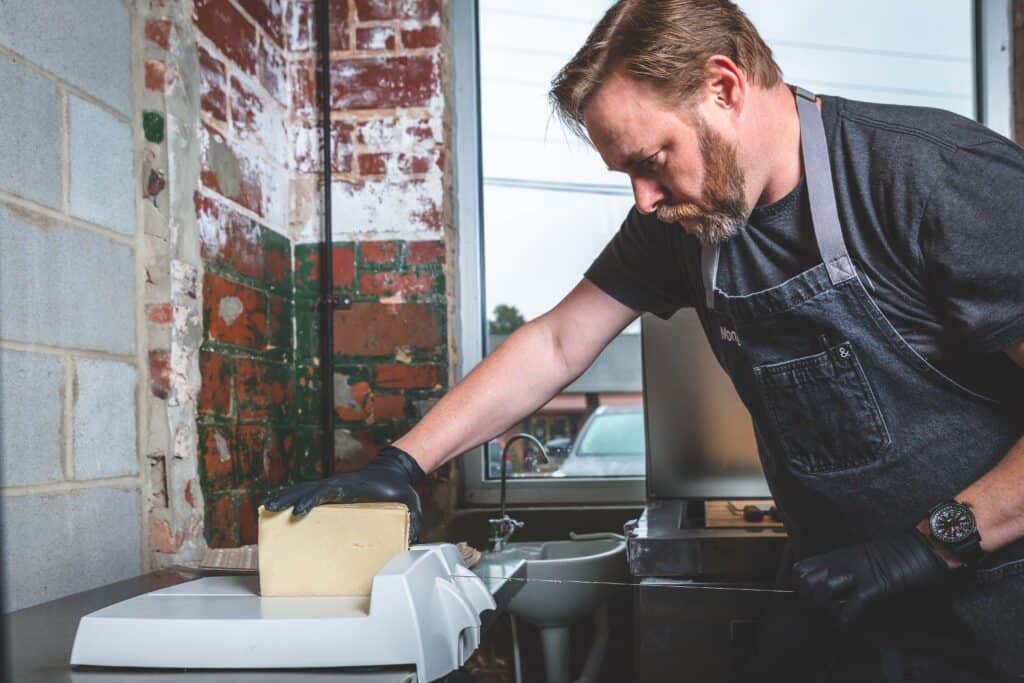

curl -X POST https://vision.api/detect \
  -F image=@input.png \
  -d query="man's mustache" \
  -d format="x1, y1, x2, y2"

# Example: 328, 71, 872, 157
655, 201, 706, 223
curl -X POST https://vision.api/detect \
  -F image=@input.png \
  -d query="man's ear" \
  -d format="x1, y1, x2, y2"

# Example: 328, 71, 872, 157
703, 55, 746, 116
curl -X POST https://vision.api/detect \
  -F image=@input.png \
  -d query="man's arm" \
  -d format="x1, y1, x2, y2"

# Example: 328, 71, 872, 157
394, 278, 640, 473
920, 340, 1024, 565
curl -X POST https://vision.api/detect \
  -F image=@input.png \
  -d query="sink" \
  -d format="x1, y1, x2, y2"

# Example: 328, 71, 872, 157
483, 535, 626, 683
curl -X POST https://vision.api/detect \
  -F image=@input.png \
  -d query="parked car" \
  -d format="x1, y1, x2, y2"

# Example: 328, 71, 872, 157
553, 406, 646, 478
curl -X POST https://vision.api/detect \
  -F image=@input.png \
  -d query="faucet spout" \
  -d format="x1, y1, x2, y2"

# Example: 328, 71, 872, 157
491, 433, 549, 552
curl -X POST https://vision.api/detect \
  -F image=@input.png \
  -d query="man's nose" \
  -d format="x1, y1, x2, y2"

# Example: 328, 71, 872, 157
631, 177, 665, 215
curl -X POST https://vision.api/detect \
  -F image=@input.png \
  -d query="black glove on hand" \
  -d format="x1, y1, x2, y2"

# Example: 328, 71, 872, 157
792, 529, 951, 629
262, 445, 427, 542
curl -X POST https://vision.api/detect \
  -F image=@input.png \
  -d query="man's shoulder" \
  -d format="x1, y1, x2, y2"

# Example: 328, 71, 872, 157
824, 95, 1004, 153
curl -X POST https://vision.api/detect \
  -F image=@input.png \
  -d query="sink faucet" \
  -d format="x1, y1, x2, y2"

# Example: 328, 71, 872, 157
489, 433, 549, 552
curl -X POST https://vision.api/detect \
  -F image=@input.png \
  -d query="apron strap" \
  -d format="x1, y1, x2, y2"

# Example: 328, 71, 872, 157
701, 87, 855, 309
793, 87, 855, 285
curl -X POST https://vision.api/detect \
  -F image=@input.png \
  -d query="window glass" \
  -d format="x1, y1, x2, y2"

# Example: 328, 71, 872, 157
476, 0, 975, 481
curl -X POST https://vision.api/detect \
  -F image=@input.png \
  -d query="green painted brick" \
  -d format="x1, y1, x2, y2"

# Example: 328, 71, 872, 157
143, 110, 164, 143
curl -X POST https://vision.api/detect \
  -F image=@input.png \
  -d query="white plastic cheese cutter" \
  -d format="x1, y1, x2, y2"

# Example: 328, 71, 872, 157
70, 543, 496, 682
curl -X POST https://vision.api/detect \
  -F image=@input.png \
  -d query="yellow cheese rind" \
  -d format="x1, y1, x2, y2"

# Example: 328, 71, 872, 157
258, 502, 410, 597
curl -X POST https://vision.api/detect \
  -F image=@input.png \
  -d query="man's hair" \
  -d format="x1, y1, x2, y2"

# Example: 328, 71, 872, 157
550, 0, 783, 138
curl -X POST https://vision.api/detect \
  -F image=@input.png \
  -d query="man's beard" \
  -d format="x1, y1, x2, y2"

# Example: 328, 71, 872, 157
655, 119, 749, 245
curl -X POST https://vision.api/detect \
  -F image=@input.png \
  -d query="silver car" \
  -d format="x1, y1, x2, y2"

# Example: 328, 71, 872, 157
553, 406, 646, 478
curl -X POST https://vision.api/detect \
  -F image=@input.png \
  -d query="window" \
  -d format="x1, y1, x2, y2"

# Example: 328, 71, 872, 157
452, 0, 1011, 506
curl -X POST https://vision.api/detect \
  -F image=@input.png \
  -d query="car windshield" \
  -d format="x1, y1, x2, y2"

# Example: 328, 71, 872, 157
577, 412, 645, 456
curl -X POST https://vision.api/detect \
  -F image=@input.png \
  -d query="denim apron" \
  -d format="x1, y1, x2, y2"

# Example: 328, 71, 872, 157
698, 88, 1024, 679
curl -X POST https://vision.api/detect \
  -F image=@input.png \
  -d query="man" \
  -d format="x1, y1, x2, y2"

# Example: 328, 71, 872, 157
266, 1, 1024, 679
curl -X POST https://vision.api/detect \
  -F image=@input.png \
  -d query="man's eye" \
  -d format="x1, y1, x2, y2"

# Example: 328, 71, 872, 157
639, 153, 660, 173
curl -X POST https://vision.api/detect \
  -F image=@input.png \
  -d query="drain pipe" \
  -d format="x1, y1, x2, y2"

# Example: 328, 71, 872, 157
316, 0, 349, 476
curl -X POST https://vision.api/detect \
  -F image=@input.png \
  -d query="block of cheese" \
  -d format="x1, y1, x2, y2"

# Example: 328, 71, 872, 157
258, 502, 409, 597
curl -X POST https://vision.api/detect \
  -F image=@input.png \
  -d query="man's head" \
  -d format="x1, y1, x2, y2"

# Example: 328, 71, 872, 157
550, 0, 784, 244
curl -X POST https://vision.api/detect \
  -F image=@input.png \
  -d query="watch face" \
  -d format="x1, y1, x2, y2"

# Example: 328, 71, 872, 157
930, 503, 977, 544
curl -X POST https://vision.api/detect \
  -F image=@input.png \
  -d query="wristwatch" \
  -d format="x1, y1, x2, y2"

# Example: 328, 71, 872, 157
928, 500, 984, 566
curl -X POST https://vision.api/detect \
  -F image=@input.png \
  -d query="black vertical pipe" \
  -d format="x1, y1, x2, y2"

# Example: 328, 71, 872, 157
973, 0, 985, 124
317, 0, 335, 476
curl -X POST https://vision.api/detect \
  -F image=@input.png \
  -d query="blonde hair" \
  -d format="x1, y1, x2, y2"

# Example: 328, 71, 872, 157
550, 0, 783, 138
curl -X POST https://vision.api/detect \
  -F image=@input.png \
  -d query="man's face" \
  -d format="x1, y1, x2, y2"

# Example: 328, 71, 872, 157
583, 72, 750, 245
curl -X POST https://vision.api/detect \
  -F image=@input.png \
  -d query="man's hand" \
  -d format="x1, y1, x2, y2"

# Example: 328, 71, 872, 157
262, 445, 426, 542
792, 530, 952, 629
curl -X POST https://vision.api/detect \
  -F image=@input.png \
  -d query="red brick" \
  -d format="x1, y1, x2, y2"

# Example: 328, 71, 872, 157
267, 294, 290, 351
359, 241, 398, 264
258, 39, 287, 105
288, 59, 316, 115
285, 0, 315, 51
145, 19, 172, 49
196, 192, 249, 265
236, 358, 289, 420
374, 364, 439, 389
237, 493, 260, 545
333, 303, 442, 356
407, 240, 444, 265
356, 26, 396, 50
200, 425, 235, 486
265, 244, 291, 288
146, 303, 174, 325
144, 60, 166, 91
199, 350, 232, 416
328, 0, 351, 50
151, 519, 184, 553
331, 120, 356, 173
372, 393, 405, 420
148, 350, 171, 399
332, 245, 356, 288
198, 46, 228, 122
237, 0, 284, 47
229, 75, 262, 143
359, 271, 434, 297
200, 125, 264, 217
335, 379, 371, 421
358, 152, 389, 176
185, 480, 196, 507
267, 429, 292, 485
230, 217, 263, 280
355, 0, 440, 21
330, 55, 438, 109
235, 424, 267, 487
401, 25, 440, 49
206, 494, 237, 547
203, 272, 268, 348
193, 0, 258, 75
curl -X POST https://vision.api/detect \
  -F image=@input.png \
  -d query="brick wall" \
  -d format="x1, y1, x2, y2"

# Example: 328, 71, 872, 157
0, 0, 143, 611
1015, 0, 1023, 143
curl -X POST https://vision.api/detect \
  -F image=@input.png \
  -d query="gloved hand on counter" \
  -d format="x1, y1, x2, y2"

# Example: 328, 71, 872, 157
262, 445, 427, 542
792, 529, 952, 629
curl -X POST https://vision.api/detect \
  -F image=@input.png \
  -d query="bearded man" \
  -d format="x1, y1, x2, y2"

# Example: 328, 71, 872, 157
266, 2, 1024, 679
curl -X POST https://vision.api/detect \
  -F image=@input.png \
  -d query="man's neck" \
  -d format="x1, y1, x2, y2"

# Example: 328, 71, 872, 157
751, 84, 808, 208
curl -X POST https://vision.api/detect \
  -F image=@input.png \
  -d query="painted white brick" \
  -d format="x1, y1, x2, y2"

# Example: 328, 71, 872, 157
0, 56, 61, 208
0, 349, 64, 486
69, 96, 135, 235
0, 204, 135, 354
73, 358, 138, 480
0, 0, 131, 114
0, 487, 141, 612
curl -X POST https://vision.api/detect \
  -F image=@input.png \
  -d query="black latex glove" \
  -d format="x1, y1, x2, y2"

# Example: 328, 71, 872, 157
262, 445, 426, 542
792, 529, 951, 629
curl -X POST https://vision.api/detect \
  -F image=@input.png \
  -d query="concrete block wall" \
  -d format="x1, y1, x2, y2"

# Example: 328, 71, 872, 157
0, 0, 144, 612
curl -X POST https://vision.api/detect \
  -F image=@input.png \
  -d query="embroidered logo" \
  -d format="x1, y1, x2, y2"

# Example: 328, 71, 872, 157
719, 326, 741, 346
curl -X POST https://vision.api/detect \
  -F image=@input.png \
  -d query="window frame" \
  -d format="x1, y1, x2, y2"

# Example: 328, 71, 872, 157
450, 0, 1014, 508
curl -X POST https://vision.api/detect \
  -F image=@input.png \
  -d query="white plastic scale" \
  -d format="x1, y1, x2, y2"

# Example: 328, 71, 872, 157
70, 544, 496, 682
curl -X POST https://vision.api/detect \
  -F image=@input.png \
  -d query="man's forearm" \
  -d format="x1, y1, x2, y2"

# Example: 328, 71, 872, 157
393, 318, 579, 473
918, 434, 1024, 566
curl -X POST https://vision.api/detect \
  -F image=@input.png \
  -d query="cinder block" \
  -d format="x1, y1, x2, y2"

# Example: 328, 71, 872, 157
0, 0, 131, 114
0, 349, 64, 486
73, 359, 138, 480
0, 57, 61, 207
69, 96, 135, 235
0, 486, 141, 612
0, 204, 135, 354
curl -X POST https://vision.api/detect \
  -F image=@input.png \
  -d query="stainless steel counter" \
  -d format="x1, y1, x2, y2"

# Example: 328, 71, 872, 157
3, 556, 525, 683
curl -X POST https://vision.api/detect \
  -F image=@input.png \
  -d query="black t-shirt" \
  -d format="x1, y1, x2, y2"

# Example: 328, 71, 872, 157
585, 95, 1024, 404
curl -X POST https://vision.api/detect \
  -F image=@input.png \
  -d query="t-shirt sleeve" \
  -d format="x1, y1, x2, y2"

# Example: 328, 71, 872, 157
919, 139, 1024, 352
583, 207, 692, 319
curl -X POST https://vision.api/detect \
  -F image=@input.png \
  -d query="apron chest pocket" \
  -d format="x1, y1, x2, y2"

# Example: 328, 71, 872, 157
753, 340, 891, 474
